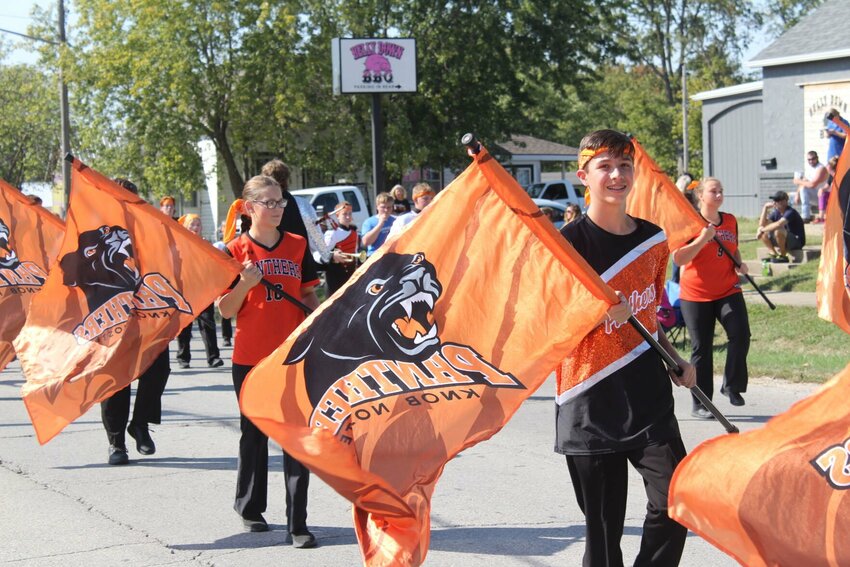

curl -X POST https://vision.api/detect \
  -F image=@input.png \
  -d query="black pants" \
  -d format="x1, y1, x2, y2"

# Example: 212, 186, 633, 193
232, 363, 310, 533
101, 348, 171, 448
176, 303, 220, 364
566, 438, 688, 567
221, 317, 232, 341
680, 293, 750, 409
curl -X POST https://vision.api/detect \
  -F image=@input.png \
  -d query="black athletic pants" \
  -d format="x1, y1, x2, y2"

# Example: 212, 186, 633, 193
176, 303, 220, 365
101, 348, 171, 448
680, 292, 750, 409
566, 438, 688, 567
232, 363, 310, 533
221, 317, 232, 341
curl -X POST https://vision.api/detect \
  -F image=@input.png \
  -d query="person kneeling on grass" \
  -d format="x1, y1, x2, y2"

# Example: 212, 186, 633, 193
756, 190, 805, 263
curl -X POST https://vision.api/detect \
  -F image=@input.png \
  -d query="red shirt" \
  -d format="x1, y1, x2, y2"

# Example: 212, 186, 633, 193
226, 231, 320, 366
679, 212, 741, 302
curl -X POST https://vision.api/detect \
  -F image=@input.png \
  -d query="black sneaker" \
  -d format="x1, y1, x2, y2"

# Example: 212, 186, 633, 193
721, 385, 745, 406
241, 514, 269, 533
291, 529, 317, 549
127, 422, 156, 455
178, 360, 190, 369
108, 444, 129, 465
223, 338, 232, 347
770, 254, 790, 263
208, 357, 224, 368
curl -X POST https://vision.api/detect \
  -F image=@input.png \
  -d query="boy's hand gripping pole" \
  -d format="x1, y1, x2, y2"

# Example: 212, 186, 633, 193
627, 315, 739, 434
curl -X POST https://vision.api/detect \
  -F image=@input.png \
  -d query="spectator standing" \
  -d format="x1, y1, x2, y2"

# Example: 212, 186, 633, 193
391, 184, 411, 214
318, 202, 359, 294
360, 192, 395, 257
175, 214, 224, 369
757, 190, 806, 263
388, 182, 435, 236
564, 203, 582, 225
556, 129, 695, 567
102, 178, 171, 465
672, 178, 751, 419
218, 175, 320, 547
825, 108, 849, 162
792, 151, 828, 222
818, 155, 840, 224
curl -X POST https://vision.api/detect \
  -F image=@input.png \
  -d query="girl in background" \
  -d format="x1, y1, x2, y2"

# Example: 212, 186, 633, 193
673, 177, 751, 419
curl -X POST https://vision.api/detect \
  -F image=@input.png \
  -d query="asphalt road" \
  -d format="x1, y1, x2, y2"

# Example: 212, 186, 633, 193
0, 337, 819, 566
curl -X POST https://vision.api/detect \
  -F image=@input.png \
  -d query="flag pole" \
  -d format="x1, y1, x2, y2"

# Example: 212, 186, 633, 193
461, 134, 739, 434
713, 238, 776, 310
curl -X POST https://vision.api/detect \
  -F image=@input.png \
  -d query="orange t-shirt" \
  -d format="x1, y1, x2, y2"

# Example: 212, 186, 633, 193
679, 212, 741, 302
226, 231, 320, 366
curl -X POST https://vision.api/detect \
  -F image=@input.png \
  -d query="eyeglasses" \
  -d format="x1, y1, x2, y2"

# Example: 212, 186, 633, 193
250, 198, 288, 209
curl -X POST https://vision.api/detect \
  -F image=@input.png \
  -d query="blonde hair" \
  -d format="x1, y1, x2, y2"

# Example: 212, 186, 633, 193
222, 175, 281, 242
694, 177, 722, 197
391, 184, 406, 199
375, 192, 394, 206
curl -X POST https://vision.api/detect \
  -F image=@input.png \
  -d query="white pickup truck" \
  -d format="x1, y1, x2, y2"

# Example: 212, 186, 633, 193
290, 185, 372, 227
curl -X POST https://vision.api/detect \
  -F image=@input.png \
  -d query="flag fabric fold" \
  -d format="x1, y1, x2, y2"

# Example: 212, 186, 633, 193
239, 145, 618, 566
0, 180, 65, 371
626, 138, 705, 251
669, 362, 850, 566
817, 116, 850, 333
15, 158, 242, 444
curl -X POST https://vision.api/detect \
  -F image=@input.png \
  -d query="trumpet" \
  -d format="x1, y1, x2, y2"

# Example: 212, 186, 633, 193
336, 250, 368, 264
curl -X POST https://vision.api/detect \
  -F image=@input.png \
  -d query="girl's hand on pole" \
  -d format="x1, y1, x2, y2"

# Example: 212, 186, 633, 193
239, 259, 262, 288
699, 224, 716, 244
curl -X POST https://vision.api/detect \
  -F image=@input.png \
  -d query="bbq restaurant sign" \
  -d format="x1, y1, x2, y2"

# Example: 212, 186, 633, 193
332, 38, 418, 94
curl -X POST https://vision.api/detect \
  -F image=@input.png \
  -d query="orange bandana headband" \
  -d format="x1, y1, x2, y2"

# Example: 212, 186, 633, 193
577, 145, 634, 170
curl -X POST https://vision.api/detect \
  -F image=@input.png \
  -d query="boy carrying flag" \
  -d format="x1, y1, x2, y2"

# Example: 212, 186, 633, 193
556, 129, 696, 566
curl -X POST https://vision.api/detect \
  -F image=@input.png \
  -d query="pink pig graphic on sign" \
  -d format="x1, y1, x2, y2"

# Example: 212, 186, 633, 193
363, 54, 392, 77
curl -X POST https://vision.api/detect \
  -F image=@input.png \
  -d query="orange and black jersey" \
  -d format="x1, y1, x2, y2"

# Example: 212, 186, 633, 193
555, 215, 680, 455
679, 212, 742, 302
225, 231, 320, 366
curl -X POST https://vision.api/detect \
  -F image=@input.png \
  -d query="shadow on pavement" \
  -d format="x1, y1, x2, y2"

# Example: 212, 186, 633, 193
169, 525, 357, 550
427, 524, 612, 556
54, 456, 238, 471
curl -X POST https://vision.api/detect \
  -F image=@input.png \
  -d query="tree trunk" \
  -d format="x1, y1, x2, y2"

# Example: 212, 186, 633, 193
213, 127, 244, 200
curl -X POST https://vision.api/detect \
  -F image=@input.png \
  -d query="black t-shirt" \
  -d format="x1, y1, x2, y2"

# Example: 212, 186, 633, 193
768, 206, 806, 247
393, 198, 411, 215
555, 215, 680, 455
276, 190, 319, 283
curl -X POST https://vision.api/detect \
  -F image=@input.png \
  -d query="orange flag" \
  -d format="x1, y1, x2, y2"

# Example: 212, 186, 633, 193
239, 145, 618, 566
14, 157, 242, 444
0, 180, 65, 370
626, 137, 705, 251
669, 362, 850, 566
817, 116, 850, 333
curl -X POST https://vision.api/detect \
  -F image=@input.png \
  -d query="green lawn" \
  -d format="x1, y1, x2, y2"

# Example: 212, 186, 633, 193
669, 304, 849, 384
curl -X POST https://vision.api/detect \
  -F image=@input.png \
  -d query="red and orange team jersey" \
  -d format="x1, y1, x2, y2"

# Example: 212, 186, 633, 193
679, 212, 741, 302
226, 231, 320, 366
324, 226, 358, 254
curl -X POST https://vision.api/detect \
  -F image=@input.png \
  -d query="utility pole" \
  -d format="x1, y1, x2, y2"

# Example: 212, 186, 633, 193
681, 62, 689, 174
58, 0, 72, 210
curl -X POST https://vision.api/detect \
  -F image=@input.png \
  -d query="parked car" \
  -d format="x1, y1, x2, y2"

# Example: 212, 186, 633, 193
532, 198, 567, 230
290, 185, 371, 227
525, 179, 585, 211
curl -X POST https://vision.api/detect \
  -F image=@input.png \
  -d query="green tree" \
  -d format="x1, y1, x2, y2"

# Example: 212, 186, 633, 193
0, 48, 61, 186
69, 0, 304, 198
762, 0, 824, 32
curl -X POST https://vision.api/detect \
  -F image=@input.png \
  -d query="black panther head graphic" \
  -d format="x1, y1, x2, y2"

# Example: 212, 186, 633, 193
59, 225, 141, 311
285, 252, 443, 408
0, 218, 20, 270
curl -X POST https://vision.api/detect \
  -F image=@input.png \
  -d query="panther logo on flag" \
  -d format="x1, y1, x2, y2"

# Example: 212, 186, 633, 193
0, 217, 48, 291
59, 225, 192, 345
0, 218, 20, 270
284, 251, 524, 436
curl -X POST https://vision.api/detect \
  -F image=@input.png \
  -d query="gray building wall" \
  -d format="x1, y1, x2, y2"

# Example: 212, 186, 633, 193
758, 57, 850, 206
701, 91, 763, 217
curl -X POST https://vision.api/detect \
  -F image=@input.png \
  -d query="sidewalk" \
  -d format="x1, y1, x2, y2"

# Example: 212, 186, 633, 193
742, 289, 817, 307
